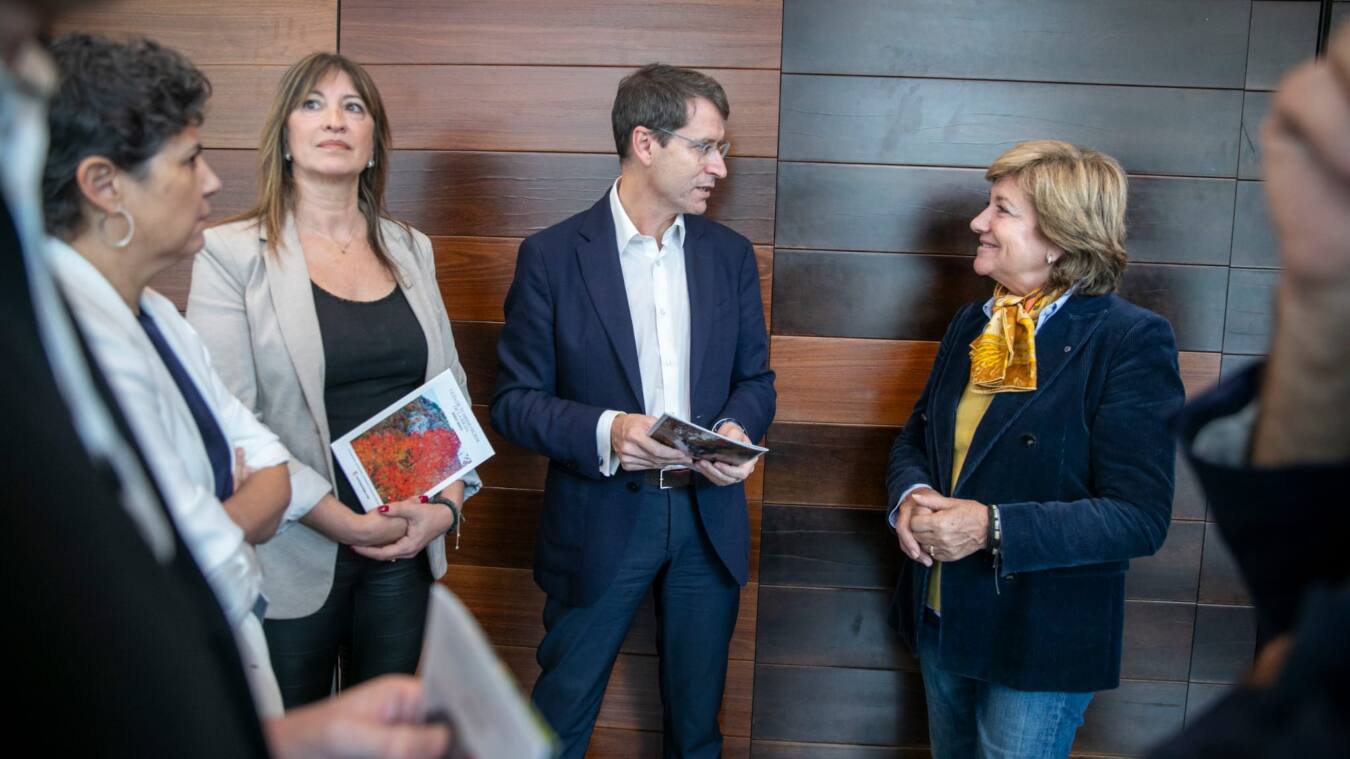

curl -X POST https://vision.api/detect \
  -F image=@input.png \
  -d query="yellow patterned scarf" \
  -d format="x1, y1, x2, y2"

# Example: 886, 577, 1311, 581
968, 285, 1065, 394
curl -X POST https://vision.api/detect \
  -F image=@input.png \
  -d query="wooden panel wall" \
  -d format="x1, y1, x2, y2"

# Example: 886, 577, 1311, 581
58, 2, 1323, 757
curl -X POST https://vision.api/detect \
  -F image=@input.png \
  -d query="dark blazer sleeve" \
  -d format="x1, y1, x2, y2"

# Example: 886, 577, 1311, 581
1179, 363, 1350, 635
491, 235, 608, 479
711, 237, 775, 441
998, 311, 1184, 574
885, 302, 975, 511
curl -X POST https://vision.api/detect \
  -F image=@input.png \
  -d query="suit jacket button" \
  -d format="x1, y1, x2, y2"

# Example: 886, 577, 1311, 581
626, 481, 641, 493
1021, 434, 1036, 447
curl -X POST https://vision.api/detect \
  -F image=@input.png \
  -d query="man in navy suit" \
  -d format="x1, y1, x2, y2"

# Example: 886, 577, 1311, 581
491, 63, 775, 758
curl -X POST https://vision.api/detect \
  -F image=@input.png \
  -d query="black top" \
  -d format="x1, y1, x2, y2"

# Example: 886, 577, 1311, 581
312, 281, 428, 512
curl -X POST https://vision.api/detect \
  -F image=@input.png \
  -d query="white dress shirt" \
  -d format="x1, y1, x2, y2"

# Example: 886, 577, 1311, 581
595, 178, 693, 475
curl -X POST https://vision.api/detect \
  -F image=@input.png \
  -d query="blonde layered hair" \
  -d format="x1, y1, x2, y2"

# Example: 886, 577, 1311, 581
986, 140, 1128, 296
233, 52, 404, 274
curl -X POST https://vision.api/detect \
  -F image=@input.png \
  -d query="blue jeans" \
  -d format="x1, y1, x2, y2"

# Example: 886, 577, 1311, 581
531, 486, 740, 759
917, 612, 1093, 759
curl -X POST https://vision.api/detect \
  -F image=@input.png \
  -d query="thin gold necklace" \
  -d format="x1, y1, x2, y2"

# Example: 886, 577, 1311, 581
303, 226, 359, 255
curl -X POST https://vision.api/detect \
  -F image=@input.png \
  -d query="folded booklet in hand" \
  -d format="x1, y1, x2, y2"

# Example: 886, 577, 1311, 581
419, 585, 557, 759
647, 414, 769, 466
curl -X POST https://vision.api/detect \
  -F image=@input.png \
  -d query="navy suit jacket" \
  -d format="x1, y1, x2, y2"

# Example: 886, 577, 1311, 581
887, 292, 1185, 692
491, 194, 775, 607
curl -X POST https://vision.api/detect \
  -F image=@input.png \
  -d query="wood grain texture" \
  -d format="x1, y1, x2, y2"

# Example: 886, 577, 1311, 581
448, 321, 501, 403
755, 586, 916, 671
435, 237, 772, 329
1179, 352, 1222, 400
776, 163, 1240, 265
341, 0, 783, 68
1198, 523, 1253, 606
1231, 181, 1279, 268
369, 66, 779, 157
442, 565, 759, 662
751, 743, 928, 759
1120, 601, 1196, 682
771, 336, 937, 426
1174, 445, 1209, 522
387, 151, 776, 243
56, 0, 337, 65
1073, 680, 1187, 756
1246, 2, 1321, 91
762, 422, 899, 509
1239, 92, 1271, 180
1126, 520, 1204, 603
752, 664, 928, 747
587, 730, 750, 759
1223, 267, 1279, 355
778, 75, 1243, 176
1118, 264, 1231, 354
1189, 604, 1257, 684
471, 405, 548, 492
759, 505, 899, 590
781, 0, 1249, 87
446, 487, 541, 569
1184, 683, 1235, 727
197, 66, 285, 149
497, 645, 753, 736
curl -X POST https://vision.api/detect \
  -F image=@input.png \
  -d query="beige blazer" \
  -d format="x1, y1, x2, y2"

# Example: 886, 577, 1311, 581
188, 214, 480, 619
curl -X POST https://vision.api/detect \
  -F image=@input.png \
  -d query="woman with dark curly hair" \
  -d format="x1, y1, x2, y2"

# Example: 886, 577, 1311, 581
39, 34, 327, 716
187, 52, 481, 708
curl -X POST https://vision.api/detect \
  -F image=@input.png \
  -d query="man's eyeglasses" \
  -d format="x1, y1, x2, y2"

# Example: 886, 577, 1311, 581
650, 126, 731, 160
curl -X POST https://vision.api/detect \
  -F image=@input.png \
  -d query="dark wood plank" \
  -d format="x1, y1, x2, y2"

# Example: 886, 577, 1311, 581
1189, 604, 1257, 683
1126, 520, 1204, 603
771, 251, 987, 341
56, 0, 337, 65
387, 151, 776, 244
1220, 353, 1263, 382
778, 75, 1242, 176
1179, 352, 1222, 401
471, 405, 547, 492
1184, 683, 1235, 726
1118, 264, 1231, 353
781, 0, 1249, 88
1120, 601, 1195, 682
587, 731, 750, 759
1073, 679, 1187, 756
448, 320, 501, 404
1223, 268, 1279, 355
435, 237, 772, 329
1231, 181, 1280, 268
447, 487, 541, 569
759, 505, 899, 590
762, 422, 899, 509
1338, 2, 1350, 33
1198, 522, 1253, 606
776, 163, 1239, 264
755, 586, 915, 671
752, 743, 927, 759
753, 664, 928, 747
203, 149, 260, 221
444, 565, 758, 662
1239, 92, 1272, 180
149, 257, 194, 312
1174, 444, 1209, 522
341, 0, 782, 69
771, 336, 937, 426
196, 65, 285, 149
368, 66, 778, 157
1246, 2, 1321, 91
497, 646, 754, 737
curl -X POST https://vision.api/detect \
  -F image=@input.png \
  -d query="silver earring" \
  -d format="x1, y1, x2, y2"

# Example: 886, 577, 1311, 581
1046, 253, 1056, 265
99, 208, 135, 249
366, 157, 375, 169
284, 151, 292, 162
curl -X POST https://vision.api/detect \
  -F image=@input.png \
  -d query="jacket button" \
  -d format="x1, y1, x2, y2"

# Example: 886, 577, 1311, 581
626, 481, 641, 493
1021, 434, 1036, 447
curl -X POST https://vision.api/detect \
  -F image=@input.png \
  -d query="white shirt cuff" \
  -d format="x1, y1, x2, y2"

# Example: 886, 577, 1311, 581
888, 483, 933, 529
596, 409, 624, 477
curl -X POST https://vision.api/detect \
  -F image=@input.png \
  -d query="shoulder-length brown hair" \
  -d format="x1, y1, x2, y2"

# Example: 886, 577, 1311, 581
232, 52, 405, 274
986, 140, 1129, 296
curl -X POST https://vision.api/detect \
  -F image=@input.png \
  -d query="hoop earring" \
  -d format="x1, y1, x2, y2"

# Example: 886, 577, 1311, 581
99, 208, 135, 249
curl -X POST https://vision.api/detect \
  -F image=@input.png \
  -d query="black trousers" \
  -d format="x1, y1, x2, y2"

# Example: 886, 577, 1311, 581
264, 544, 433, 708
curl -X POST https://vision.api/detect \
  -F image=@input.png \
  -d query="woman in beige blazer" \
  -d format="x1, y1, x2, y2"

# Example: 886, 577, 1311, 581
187, 52, 481, 709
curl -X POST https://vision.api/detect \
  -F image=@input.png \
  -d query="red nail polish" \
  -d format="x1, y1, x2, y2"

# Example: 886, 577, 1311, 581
419, 495, 429, 503
378, 505, 390, 513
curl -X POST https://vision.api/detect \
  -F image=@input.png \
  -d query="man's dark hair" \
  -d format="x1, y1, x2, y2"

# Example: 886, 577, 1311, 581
611, 63, 729, 160
42, 33, 211, 238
